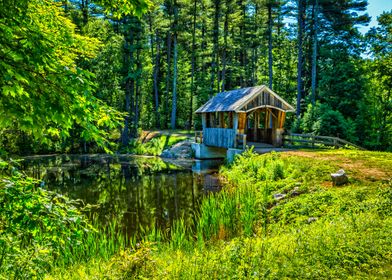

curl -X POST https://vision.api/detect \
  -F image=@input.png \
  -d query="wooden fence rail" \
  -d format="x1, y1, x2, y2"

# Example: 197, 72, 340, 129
283, 133, 365, 150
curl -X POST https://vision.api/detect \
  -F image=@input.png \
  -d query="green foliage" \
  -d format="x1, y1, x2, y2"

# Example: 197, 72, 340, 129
0, 0, 124, 152
44, 150, 392, 279
83, 18, 126, 110
96, 0, 151, 18
1, 0, 390, 153
0, 162, 127, 278
126, 133, 187, 156
376, 180, 392, 217
197, 151, 326, 240
360, 11, 392, 150
170, 219, 190, 250
0, 164, 86, 278
300, 103, 357, 142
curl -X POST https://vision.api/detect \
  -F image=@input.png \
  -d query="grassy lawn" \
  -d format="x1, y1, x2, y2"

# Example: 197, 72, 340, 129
41, 149, 392, 279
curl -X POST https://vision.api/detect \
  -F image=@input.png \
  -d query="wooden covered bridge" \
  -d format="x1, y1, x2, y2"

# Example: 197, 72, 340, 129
192, 85, 295, 159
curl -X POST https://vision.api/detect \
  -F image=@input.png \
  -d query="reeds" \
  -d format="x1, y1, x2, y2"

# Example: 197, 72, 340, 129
197, 182, 260, 240
48, 215, 129, 269
6, 150, 392, 279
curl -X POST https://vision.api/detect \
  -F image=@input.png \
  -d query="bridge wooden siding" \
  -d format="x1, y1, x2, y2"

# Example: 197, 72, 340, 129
202, 128, 237, 148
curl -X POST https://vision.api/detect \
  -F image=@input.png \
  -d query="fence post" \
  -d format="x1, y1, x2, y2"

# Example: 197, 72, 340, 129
243, 134, 247, 150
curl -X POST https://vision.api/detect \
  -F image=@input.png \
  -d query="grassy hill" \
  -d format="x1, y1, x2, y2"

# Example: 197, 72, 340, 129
43, 149, 392, 279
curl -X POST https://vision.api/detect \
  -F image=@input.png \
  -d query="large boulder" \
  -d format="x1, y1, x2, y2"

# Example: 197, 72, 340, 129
331, 169, 348, 186
160, 140, 193, 159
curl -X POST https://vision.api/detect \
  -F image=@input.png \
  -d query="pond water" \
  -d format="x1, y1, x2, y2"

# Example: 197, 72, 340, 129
20, 155, 223, 238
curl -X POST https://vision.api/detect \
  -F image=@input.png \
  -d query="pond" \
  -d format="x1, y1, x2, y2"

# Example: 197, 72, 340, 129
19, 155, 223, 238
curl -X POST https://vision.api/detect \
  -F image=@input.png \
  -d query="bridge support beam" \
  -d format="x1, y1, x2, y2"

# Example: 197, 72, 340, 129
226, 148, 244, 163
192, 143, 227, 159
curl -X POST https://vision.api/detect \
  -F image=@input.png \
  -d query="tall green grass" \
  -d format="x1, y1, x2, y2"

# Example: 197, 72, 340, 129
4, 150, 392, 279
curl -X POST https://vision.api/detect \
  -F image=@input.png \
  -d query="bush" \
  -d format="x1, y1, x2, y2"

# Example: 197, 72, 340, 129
300, 103, 357, 142
42, 150, 392, 279
0, 166, 89, 278
126, 134, 187, 156
0, 161, 127, 278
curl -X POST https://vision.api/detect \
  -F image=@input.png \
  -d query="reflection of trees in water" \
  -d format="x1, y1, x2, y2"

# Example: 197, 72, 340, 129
20, 155, 207, 238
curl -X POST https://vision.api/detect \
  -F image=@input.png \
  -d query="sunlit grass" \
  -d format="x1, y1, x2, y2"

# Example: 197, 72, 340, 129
127, 134, 188, 156
4, 149, 392, 279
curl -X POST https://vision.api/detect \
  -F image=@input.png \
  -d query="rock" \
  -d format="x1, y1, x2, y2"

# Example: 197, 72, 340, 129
291, 186, 300, 197
160, 140, 193, 159
160, 150, 175, 158
331, 169, 348, 186
273, 193, 286, 200
307, 217, 317, 224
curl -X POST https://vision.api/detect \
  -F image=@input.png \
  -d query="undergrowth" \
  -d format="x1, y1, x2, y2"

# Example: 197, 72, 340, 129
0, 160, 127, 279
126, 134, 187, 156
2, 149, 392, 279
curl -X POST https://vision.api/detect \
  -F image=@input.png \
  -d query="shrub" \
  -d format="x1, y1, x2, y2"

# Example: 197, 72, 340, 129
0, 166, 90, 278
301, 103, 357, 142
0, 162, 127, 278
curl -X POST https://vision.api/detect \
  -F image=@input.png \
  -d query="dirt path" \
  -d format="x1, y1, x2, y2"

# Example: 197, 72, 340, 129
283, 150, 392, 181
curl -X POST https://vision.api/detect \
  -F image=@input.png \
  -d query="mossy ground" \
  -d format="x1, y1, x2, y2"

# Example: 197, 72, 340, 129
46, 149, 392, 279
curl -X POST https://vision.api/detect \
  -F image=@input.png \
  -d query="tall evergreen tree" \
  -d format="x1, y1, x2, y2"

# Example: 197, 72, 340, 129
296, 0, 305, 117
170, 0, 179, 129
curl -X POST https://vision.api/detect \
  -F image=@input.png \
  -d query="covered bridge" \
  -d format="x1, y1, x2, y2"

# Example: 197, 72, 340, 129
195, 85, 295, 152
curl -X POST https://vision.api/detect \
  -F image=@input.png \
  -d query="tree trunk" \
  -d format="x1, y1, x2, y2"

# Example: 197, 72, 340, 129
121, 80, 131, 146
165, 29, 172, 129
276, 7, 283, 92
267, 1, 273, 89
121, 18, 135, 146
62, 0, 68, 14
81, 0, 89, 25
221, 6, 228, 92
296, 0, 305, 117
131, 29, 142, 138
254, 4, 259, 86
211, 0, 220, 95
148, 15, 161, 128
311, 0, 318, 106
240, 1, 246, 87
250, 3, 258, 86
170, 3, 178, 129
153, 31, 161, 128
189, 0, 197, 128
201, 17, 208, 97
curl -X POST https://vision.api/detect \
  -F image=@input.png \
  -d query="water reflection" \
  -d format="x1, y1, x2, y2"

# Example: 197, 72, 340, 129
20, 155, 222, 237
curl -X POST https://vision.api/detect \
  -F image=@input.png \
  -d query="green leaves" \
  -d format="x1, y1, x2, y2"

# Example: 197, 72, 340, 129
0, 0, 124, 152
0, 166, 92, 278
95, 0, 151, 18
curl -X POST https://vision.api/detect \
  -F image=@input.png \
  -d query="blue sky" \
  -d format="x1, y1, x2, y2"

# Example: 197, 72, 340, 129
359, 0, 392, 34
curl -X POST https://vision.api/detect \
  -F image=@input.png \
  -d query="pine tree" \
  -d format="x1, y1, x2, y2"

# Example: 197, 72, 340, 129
296, 0, 305, 117
170, 0, 179, 129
